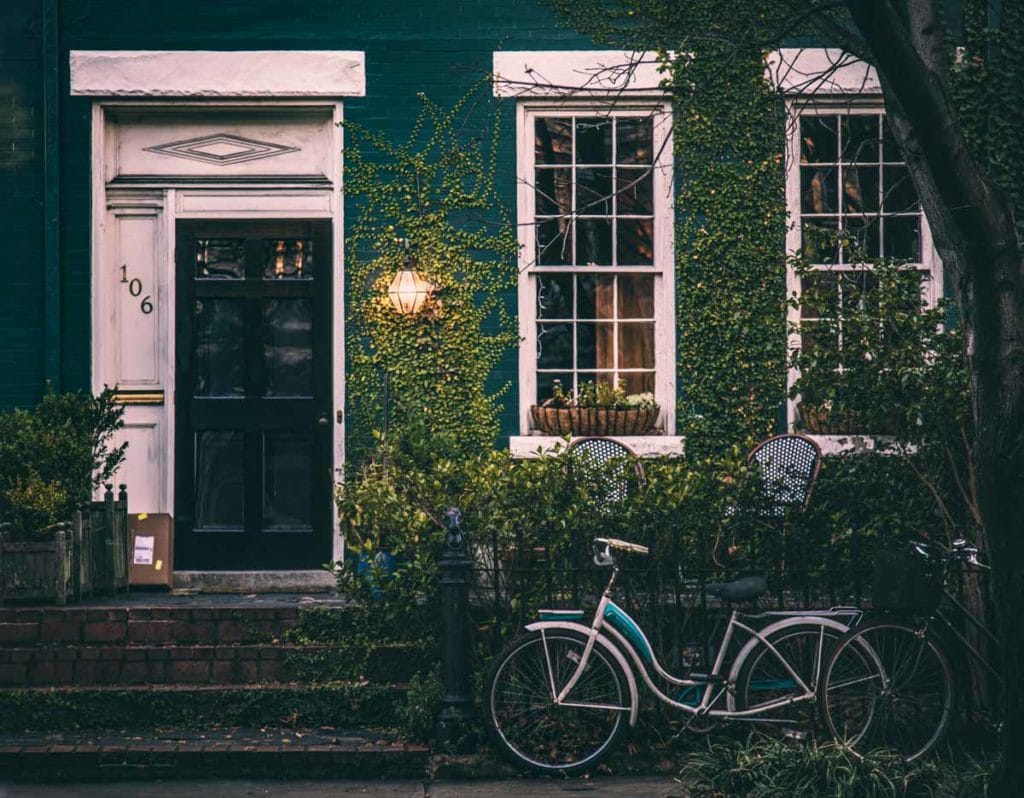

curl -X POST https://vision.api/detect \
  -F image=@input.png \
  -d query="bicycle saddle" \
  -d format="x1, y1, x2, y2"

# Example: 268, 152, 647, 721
705, 575, 768, 603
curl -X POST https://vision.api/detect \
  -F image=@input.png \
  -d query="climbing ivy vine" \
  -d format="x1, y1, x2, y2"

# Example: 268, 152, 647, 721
343, 90, 519, 467
545, 2, 791, 455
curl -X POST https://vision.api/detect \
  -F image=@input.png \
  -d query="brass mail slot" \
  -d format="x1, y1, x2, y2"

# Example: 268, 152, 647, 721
113, 390, 164, 406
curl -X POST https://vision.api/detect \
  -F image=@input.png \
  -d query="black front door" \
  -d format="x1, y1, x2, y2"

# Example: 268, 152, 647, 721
175, 220, 333, 570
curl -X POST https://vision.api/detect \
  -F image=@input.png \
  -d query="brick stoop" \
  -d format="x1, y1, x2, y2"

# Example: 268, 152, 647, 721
0, 595, 432, 734
0, 597, 431, 689
0, 727, 431, 782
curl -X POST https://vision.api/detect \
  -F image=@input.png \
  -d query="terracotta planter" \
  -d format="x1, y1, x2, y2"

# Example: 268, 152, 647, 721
530, 405, 660, 436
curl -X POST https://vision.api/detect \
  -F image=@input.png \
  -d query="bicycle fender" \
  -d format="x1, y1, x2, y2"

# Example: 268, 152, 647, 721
726, 616, 851, 712
525, 620, 640, 726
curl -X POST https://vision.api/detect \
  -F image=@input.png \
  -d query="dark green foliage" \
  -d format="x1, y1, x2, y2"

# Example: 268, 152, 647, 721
0, 684, 404, 733
680, 735, 978, 798
0, 387, 126, 537
343, 88, 519, 466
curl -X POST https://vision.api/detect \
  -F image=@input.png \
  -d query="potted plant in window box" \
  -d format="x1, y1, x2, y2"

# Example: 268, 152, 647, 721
0, 389, 127, 605
530, 380, 660, 436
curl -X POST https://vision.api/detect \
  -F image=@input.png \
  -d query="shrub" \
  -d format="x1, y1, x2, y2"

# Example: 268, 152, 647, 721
681, 736, 947, 798
0, 387, 126, 538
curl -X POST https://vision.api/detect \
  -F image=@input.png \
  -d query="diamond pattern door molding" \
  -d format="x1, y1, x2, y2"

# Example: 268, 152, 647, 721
144, 133, 300, 165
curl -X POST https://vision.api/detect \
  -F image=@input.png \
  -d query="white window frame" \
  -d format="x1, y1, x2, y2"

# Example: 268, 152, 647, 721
515, 100, 676, 435
784, 97, 944, 434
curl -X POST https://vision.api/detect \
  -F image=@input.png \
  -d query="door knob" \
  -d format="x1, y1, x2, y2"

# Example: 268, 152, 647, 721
318, 414, 329, 426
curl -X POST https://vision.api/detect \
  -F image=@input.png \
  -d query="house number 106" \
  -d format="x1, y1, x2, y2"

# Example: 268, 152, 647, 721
120, 265, 153, 315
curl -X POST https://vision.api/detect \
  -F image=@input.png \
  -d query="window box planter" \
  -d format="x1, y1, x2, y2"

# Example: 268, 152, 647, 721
797, 403, 902, 437
529, 405, 660, 436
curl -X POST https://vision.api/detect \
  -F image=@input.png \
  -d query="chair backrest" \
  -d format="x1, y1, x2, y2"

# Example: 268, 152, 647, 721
747, 434, 822, 516
566, 437, 645, 506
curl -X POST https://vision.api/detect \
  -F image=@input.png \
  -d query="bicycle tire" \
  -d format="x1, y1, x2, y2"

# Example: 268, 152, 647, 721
734, 620, 848, 737
820, 618, 955, 761
484, 628, 630, 773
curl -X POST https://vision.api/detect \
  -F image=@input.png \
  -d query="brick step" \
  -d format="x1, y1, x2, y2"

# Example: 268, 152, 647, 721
0, 683, 409, 733
0, 640, 430, 686
0, 604, 329, 646
0, 726, 431, 782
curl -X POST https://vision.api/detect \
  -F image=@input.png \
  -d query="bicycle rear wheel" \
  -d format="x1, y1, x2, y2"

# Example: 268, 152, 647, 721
820, 619, 955, 761
734, 620, 847, 737
484, 629, 629, 773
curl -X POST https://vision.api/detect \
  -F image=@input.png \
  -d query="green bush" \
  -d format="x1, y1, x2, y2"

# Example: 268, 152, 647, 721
682, 736, 947, 798
0, 387, 126, 538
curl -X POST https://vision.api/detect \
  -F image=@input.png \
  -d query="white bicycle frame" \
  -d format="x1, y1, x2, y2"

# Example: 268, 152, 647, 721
525, 560, 858, 727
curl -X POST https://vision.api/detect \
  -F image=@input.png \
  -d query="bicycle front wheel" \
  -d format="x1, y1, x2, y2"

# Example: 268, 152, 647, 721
484, 629, 629, 773
820, 619, 955, 761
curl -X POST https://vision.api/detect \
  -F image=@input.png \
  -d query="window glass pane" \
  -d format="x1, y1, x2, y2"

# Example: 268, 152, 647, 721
575, 117, 613, 164
619, 323, 655, 369
577, 168, 613, 215
617, 275, 654, 318
842, 166, 880, 214
801, 166, 838, 214
194, 431, 244, 530
263, 299, 313, 397
617, 117, 653, 164
194, 299, 245, 397
843, 216, 881, 261
881, 118, 902, 161
617, 219, 654, 265
537, 219, 573, 265
537, 323, 573, 370
536, 273, 573, 319
620, 372, 654, 395
883, 216, 921, 261
535, 118, 573, 165
799, 273, 840, 319
535, 168, 571, 215
576, 219, 613, 265
800, 116, 838, 163
576, 274, 614, 319
196, 239, 245, 279
537, 372, 573, 403
616, 168, 653, 214
264, 239, 312, 280
842, 116, 880, 162
264, 431, 313, 531
576, 322, 614, 369
801, 219, 839, 264
882, 167, 919, 212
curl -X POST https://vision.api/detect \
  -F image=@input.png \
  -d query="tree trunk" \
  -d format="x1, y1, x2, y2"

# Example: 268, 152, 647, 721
838, 1, 1024, 791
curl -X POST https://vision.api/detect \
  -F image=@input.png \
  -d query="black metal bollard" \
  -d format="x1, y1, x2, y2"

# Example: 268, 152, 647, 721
436, 506, 476, 752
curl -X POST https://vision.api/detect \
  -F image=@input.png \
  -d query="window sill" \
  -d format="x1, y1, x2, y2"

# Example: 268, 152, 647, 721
509, 435, 686, 459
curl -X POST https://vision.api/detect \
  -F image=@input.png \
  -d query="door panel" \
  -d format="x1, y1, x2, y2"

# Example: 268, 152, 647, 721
175, 220, 332, 570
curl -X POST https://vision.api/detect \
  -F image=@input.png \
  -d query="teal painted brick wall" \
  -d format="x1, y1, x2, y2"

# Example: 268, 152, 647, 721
1, 0, 593, 442
0, 3, 47, 410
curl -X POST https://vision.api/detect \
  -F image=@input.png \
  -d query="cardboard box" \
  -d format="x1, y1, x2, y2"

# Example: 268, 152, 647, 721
129, 513, 174, 587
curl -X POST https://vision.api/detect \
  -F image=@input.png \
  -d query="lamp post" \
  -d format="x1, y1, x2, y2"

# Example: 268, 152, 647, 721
436, 506, 476, 752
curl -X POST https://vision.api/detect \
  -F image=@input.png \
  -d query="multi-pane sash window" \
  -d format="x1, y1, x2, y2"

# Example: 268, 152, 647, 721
787, 106, 941, 427
519, 106, 674, 431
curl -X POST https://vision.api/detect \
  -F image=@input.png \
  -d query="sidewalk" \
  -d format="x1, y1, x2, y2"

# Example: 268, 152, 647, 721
1, 777, 688, 797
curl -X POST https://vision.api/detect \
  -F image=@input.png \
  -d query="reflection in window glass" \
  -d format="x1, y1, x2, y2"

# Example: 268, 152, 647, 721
194, 431, 244, 530
193, 299, 245, 397
264, 299, 313, 397
264, 431, 313, 531
196, 239, 245, 279
264, 239, 313, 280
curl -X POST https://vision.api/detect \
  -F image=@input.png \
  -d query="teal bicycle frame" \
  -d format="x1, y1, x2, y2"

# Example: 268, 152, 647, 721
525, 552, 859, 727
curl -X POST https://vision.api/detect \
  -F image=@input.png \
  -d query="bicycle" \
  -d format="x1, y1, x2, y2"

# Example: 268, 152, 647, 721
819, 536, 1002, 761
483, 536, 860, 773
